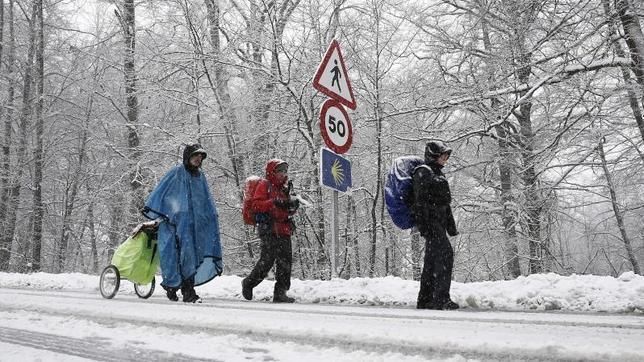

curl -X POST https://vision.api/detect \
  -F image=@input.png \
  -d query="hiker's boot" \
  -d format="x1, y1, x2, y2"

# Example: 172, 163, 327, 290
273, 290, 295, 303
440, 300, 460, 310
163, 286, 179, 302
182, 289, 201, 303
241, 278, 253, 301
181, 281, 201, 303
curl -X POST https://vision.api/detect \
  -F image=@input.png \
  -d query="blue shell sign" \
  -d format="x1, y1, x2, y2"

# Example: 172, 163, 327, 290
320, 148, 352, 192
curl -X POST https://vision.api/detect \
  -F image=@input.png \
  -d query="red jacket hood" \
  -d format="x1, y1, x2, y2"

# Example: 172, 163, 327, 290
265, 158, 288, 186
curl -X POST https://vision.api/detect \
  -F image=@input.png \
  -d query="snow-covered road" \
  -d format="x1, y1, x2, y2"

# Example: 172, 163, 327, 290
0, 288, 643, 361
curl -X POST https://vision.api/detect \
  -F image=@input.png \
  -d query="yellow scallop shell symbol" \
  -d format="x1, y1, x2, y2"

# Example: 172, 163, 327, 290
331, 159, 345, 186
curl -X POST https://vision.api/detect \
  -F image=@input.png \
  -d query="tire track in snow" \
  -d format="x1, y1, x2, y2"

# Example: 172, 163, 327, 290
0, 326, 218, 362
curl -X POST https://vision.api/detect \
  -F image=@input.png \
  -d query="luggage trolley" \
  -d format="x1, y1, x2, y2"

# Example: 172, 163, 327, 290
99, 219, 161, 299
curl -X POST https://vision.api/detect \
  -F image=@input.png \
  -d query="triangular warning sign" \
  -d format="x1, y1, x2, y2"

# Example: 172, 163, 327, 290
312, 40, 357, 110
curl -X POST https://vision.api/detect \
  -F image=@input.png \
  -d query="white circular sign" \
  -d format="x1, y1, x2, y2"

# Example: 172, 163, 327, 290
319, 99, 353, 154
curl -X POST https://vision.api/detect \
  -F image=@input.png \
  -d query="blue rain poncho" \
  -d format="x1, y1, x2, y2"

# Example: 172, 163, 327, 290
143, 164, 223, 288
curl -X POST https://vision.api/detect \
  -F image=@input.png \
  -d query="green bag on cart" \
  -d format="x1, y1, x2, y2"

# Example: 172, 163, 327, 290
111, 230, 159, 285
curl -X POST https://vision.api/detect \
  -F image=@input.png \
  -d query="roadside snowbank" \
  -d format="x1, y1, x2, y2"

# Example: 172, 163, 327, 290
1, 271, 642, 313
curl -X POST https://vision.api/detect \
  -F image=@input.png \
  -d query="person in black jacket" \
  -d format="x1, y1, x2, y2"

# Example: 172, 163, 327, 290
412, 140, 459, 310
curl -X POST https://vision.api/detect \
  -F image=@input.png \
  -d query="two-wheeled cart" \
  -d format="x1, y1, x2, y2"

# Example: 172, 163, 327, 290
99, 220, 160, 299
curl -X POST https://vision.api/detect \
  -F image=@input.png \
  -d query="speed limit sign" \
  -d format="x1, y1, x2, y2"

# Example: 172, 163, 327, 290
319, 99, 353, 154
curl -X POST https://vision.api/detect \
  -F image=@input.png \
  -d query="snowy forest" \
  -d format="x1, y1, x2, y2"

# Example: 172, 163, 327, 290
0, 0, 642, 282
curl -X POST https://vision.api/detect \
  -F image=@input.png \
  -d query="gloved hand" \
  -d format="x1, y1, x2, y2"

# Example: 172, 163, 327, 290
288, 198, 300, 210
275, 197, 300, 210
446, 206, 458, 236
447, 226, 459, 237
273, 199, 290, 209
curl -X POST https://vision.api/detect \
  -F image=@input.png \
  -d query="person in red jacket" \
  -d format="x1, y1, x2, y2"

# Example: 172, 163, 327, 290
242, 159, 299, 303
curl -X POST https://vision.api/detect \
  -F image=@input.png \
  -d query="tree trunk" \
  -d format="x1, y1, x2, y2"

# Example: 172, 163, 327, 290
203, 0, 253, 258
116, 0, 143, 226
0, 0, 3, 65
517, 100, 543, 274
480, 11, 521, 278
87, 184, 98, 274
246, 0, 300, 168
0, 1, 38, 271
387, 231, 401, 277
597, 138, 641, 274
369, 195, 378, 277
616, 0, 644, 87
340, 194, 353, 278
0, 0, 15, 269
31, 0, 44, 272
350, 195, 361, 277
369, 10, 384, 277
56, 137, 87, 272
248, 2, 272, 172
604, 0, 644, 144
512, 20, 543, 273
55, 60, 94, 272
498, 122, 522, 277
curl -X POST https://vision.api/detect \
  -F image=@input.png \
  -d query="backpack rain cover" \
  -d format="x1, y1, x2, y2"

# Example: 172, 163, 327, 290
242, 176, 265, 225
384, 156, 425, 229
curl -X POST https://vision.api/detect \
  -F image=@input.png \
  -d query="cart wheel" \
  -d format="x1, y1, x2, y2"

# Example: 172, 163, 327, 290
99, 265, 120, 299
134, 276, 155, 299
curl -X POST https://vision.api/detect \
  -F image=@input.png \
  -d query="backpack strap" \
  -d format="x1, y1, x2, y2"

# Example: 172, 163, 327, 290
409, 164, 431, 203
412, 164, 431, 176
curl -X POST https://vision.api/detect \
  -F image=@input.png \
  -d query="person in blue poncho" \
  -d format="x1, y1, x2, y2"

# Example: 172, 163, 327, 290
142, 143, 223, 303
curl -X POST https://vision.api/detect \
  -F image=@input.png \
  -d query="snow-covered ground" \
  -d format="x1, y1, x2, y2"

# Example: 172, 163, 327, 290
1, 272, 643, 361
1, 271, 643, 313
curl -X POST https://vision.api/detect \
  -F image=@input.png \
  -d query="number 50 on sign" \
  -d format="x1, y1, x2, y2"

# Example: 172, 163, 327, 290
319, 99, 353, 154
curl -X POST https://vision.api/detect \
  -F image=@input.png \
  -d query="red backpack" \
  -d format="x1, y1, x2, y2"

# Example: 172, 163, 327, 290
242, 176, 266, 225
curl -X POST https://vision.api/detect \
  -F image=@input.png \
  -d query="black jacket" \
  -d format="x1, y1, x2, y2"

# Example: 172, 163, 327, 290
411, 161, 458, 237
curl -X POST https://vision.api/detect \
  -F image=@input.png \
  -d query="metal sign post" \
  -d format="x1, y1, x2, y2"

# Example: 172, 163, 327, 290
313, 39, 356, 279
319, 148, 352, 278
331, 190, 339, 277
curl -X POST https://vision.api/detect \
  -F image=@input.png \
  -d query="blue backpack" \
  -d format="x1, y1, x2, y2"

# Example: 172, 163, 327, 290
384, 156, 427, 229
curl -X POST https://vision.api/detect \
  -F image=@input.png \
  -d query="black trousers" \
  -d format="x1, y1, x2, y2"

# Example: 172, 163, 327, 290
417, 226, 454, 307
246, 231, 292, 294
